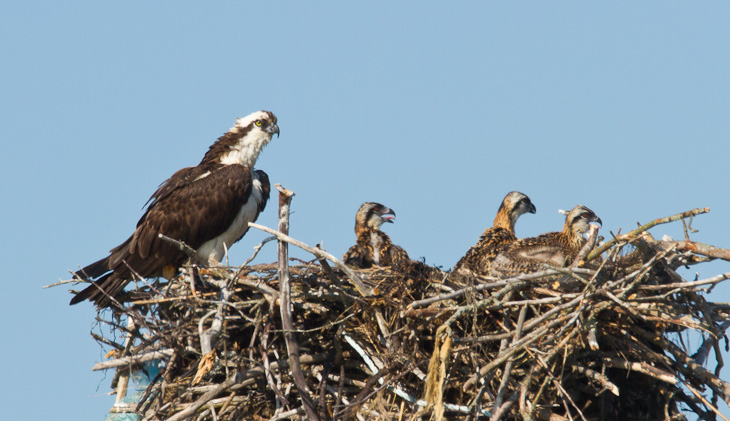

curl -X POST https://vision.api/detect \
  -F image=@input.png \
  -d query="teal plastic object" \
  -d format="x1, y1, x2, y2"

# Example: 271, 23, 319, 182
104, 360, 161, 421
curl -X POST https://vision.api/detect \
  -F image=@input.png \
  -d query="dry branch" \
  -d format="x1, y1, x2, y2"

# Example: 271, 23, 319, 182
275, 185, 319, 421
92, 349, 175, 371
248, 222, 371, 297
585, 207, 709, 262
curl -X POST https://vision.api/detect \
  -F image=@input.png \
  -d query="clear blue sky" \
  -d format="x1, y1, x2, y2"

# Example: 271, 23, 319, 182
2, 2, 729, 419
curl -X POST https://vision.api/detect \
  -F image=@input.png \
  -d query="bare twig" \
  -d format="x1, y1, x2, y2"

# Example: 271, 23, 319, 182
274, 185, 319, 421
409, 270, 561, 309
585, 207, 710, 262
243, 236, 276, 266
92, 349, 175, 371
656, 240, 730, 262
158, 233, 197, 259
572, 364, 619, 396
684, 383, 730, 421
199, 285, 231, 355
343, 332, 492, 417
491, 304, 528, 420
44, 276, 81, 288
603, 358, 677, 385
249, 222, 371, 296
166, 372, 241, 421
694, 320, 730, 366
637, 272, 730, 291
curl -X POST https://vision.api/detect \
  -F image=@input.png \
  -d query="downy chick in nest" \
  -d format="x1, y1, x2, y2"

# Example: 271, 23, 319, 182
343, 202, 410, 269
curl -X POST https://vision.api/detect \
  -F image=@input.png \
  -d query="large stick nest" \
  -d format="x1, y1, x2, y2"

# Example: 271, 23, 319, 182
87, 211, 730, 421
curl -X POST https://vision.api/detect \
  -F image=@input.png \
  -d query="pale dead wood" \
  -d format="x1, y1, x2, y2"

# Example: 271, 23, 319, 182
165, 373, 241, 421
242, 236, 276, 267
585, 207, 709, 262
92, 349, 175, 371
685, 383, 730, 421
248, 221, 371, 296
158, 233, 197, 259
274, 184, 319, 421
409, 270, 561, 309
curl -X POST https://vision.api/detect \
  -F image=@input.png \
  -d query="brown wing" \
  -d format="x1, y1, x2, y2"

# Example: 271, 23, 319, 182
454, 227, 516, 276
487, 232, 573, 278
143, 165, 208, 210
71, 164, 255, 307
343, 243, 371, 268
344, 228, 379, 269
127, 164, 253, 262
381, 243, 410, 270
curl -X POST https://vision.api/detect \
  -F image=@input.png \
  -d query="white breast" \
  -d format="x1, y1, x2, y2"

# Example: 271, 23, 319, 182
196, 174, 265, 265
370, 232, 382, 266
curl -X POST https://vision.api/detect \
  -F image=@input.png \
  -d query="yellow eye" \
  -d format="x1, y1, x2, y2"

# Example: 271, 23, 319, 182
255, 120, 262, 127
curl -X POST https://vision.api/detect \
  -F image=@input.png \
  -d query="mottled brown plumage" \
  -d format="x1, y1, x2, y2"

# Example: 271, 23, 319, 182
488, 205, 601, 278
70, 111, 279, 307
454, 191, 536, 276
343, 202, 410, 269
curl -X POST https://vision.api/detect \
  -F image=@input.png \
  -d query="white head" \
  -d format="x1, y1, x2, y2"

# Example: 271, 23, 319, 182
211, 110, 279, 167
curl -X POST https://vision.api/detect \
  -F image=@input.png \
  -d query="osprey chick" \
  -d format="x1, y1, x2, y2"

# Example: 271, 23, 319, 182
70, 111, 280, 307
343, 202, 410, 269
454, 191, 536, 276
488, 204, 601, 278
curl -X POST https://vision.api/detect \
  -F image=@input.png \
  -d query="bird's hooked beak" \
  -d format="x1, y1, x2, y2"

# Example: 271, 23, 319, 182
381, 207, 396, 223
590, 215, 603, 226
526, 202, 537, 214
268, 123, 280, 137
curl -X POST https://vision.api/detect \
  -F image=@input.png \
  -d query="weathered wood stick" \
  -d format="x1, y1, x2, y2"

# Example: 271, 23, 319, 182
409, 270, 560, 309
158, 233, 197, 259
92, 349, 175, 371
585, 207, 710, 262
166, 372, 241, 421
275, 184, 320, 421
248, 222, 371, 296
656, 239, 730, 262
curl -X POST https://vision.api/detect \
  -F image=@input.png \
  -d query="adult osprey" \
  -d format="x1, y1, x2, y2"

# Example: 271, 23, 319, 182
70, 110, 279, 307
454, 191, 536, 276
343, 202, 410, 269
488, 205, 601, 278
